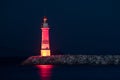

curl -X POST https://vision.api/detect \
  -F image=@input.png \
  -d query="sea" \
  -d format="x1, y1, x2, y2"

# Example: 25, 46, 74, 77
0, 64, 120, 80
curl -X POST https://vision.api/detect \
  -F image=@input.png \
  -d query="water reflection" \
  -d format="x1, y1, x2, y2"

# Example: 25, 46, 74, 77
36, 65, 53, 80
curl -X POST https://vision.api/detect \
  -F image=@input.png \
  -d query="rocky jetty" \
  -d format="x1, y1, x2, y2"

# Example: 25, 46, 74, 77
22, 55, 120, 65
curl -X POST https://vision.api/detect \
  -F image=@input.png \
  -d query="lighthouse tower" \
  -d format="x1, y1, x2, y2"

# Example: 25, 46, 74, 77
41, 16, 51, 56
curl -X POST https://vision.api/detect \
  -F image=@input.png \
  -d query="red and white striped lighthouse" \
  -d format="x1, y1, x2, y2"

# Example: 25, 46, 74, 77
40, 16, 50, 56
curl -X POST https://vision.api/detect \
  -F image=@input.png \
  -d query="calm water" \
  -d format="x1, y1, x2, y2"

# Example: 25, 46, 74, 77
0, 65, 120, 80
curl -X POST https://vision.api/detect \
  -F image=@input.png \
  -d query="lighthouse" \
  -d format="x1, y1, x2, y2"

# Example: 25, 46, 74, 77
40, 16, 51, 56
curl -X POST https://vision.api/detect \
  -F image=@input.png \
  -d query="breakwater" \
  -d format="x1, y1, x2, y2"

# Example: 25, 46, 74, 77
23, 55, 120, 65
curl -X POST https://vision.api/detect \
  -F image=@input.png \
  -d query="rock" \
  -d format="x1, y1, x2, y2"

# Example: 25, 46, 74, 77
22, 55, 120, 65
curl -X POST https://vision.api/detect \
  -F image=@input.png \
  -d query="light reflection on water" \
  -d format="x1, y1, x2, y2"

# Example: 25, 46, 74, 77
34, 65, 120, 80
36, 65, 53, 80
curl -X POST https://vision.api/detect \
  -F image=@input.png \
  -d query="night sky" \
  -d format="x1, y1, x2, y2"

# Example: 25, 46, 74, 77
1, 0, 120, 56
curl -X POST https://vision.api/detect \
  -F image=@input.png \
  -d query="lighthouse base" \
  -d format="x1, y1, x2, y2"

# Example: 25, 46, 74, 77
41, 50, 50, 56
